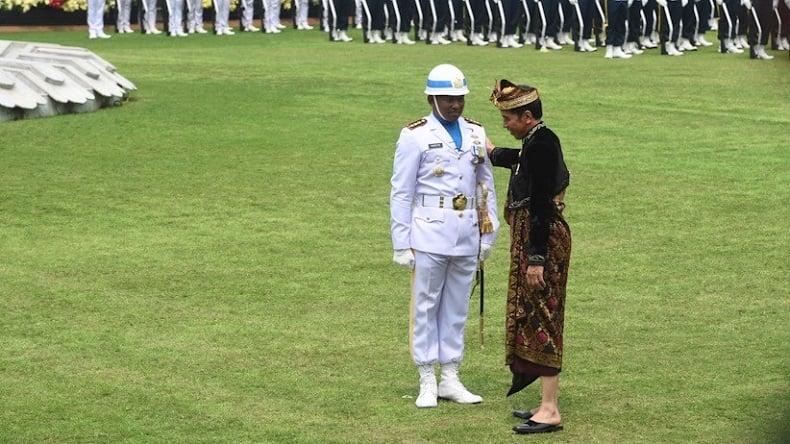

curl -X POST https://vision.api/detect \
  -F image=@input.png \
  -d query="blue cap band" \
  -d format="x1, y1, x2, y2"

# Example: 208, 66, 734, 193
426, 79, 467, 88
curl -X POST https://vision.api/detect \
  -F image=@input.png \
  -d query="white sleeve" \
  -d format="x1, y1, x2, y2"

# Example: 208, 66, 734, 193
390, 129, 421, 251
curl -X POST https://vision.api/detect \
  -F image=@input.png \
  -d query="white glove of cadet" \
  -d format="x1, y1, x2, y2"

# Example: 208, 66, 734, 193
393, 249, 415, 270
681, 0, 688, 7
656, 0, 667, 7
627, 0, 633, 6
479, 244, 493, 262
741, 0, 751, 8
568, 0, 578, 5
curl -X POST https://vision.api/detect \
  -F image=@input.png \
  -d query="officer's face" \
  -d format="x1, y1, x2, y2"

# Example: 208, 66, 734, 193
500, 109, 532, 139
429, 95, 465, 122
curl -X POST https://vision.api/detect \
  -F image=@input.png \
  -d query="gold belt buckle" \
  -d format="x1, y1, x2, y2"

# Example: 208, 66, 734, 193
452, 194, 467, 211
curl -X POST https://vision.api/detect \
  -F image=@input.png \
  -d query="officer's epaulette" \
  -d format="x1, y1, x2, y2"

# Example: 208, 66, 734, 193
405, 118, 427, 130
464, 117, 483, 127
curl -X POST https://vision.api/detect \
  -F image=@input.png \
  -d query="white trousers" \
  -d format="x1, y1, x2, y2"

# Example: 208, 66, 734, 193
116, 0, 132, 29
87, 0, 105, 33
166, 0, 185, 32
295, 0, 309, 26
141, 0, 159, 31
410, 251, 477, 366
214, 0, 231, 30
264, 0, 281, 28
186, 0, 204, 30
240, 0, 256, 27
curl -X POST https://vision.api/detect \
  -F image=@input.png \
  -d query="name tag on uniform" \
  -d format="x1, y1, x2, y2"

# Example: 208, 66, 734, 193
428, 143, 443, 149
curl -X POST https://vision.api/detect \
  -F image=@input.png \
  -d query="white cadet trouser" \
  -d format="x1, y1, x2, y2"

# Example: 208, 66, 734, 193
410, 251, 477, 366
214, 0, 231, 30
186, 0, 204, 30
87, 0, 105, 33
240, 0, 255, 27
264, 0, 281, 28
295, 0, 309, 25
116, 0, 132, 29
165, 0, 185, 32
141, 0, 159, 31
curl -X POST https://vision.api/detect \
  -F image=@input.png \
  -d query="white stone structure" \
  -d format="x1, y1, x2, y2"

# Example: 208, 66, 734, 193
0, 40, 136, 121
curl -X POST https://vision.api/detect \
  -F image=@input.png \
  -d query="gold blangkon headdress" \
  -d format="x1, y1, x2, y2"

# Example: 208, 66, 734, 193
489, 79, 539, 111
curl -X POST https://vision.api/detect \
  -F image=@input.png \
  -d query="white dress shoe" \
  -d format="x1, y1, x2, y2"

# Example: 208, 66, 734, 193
507, 35, 523, 48
438, 379, 483, 404
416, 365, 438, 408
544, 38, 562, 49
436, 362, 482, 404
416, 381, 438, 408
679, 38, 697, 51
695, 34, 713, 46
665, 41, 684, 55
612, 46, 632, 58
625, 42, 643, 54
582, 39, 597, 51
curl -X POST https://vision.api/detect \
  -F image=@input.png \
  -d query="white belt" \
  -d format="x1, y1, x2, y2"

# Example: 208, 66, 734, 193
419, 194, 476, 210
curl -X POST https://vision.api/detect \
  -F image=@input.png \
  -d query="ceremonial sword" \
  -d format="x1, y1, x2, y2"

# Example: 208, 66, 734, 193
478, 261, 485, 349
471, 259, 485, 349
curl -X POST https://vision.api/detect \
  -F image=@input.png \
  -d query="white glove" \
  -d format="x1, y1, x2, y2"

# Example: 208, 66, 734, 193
479, 244, 493, 262
627, 0, 633, 6
393, 249, 415, 270
681, 0, 688, 7
715, 0, 722, 5
772, 0, 778, 8
741, 0, 751, 8
568, 0, 578, 5
656, 0, 667, 7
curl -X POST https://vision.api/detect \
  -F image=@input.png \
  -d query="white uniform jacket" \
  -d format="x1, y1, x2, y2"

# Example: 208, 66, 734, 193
390, 113, 499, 257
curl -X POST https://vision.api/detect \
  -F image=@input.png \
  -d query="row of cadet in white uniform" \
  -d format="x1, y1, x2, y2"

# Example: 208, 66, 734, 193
87, 0, 312, 38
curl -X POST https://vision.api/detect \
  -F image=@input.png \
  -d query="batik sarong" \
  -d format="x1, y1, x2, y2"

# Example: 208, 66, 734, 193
505, 203, 571, 391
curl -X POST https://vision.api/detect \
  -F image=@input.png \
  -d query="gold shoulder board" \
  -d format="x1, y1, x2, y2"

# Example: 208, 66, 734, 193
464, 117, 483, 127
406, 118, 428, 130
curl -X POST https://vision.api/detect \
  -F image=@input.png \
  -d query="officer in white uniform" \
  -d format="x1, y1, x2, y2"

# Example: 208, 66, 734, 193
390, 64, 499, 409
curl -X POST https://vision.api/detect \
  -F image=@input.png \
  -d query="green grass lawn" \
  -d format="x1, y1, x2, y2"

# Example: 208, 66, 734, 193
0, 27, 788, 443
